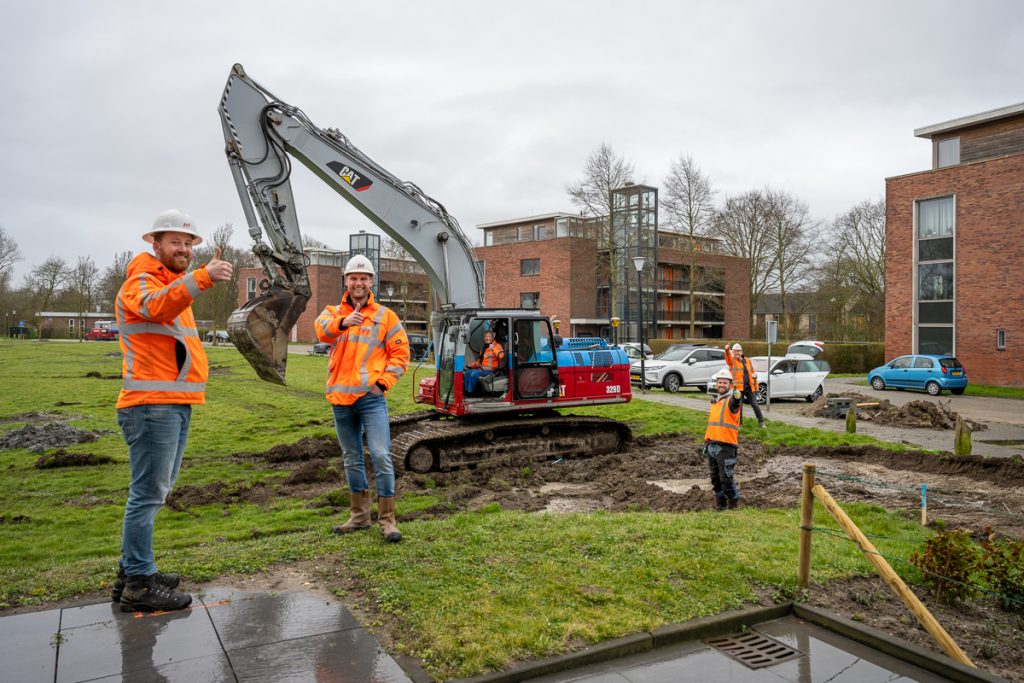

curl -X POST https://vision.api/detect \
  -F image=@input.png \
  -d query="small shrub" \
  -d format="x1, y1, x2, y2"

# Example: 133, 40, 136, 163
979, 531, 1024, 612
909, 521, 981, 604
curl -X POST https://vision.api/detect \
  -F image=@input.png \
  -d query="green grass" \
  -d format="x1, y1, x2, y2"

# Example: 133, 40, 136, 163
0, 339, 934, 678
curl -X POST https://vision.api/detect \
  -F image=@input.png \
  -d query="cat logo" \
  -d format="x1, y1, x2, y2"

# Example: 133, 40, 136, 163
326, 161, 373, 192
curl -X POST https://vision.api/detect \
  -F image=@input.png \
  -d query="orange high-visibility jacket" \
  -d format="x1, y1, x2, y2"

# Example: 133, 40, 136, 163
725, 347, 758, 392
468, 341, 504, 371
315, 291, 410, 406
115, 253, 214, 408
705, 392, 742, 445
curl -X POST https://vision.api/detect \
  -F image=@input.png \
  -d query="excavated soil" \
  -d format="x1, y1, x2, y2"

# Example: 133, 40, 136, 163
804, 392, 987, 431
210, 431, 1024, 681
0, 421, 110, 452
34, 449, 114, 469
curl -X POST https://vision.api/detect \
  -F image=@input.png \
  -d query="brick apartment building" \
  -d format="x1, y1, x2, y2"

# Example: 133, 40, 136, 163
236, 245, 431, 344
474, 205, 750, 341
885, 102, 1024, 386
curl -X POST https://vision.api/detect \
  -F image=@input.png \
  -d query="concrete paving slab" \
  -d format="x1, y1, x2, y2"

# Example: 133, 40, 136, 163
200, 586, 361, 651
0, 608, 60, 682
83, 651, 236, 682
56, 603, 222, 683
228, 627, 411, 682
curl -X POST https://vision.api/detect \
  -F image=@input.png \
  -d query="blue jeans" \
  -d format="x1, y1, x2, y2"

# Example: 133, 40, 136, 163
117, 404, 191, 577
706, 441, 739, 502
332, 392, 394, 497
463, 369, 493, 394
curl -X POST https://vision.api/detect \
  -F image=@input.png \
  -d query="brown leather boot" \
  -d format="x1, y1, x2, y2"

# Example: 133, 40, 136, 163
333, 490, 372, 534
377, 496, 402, 543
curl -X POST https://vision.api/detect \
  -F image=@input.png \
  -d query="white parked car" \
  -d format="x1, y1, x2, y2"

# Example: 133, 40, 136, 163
631, 345, 727, 393
786, 340, 825, 358
706, 355, 830, 403
620, 342, 653, 360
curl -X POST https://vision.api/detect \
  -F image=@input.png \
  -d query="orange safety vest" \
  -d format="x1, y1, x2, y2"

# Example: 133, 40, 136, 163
704, 393, 741, 445
469, 341, 504, 371
725, 348, 758, 391
115, 253, 214, 408
315, 291, 410, 406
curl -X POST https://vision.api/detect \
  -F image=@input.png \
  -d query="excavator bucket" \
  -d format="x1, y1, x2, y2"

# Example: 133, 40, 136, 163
227, 287, 310, 385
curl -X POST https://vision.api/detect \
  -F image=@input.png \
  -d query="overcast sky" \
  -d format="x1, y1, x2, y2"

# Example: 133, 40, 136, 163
2, 0, 1021, 281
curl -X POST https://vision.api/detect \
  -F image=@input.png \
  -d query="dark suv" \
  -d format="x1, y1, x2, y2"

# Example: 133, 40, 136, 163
408, 334, 430, 360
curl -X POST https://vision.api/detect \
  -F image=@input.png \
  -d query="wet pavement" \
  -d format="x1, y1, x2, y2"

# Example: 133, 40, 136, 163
531, 615, 959, 683
1, 586, 412, 682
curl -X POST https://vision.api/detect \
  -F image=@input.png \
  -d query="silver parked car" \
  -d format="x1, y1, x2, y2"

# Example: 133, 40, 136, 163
631, 345, 727, 392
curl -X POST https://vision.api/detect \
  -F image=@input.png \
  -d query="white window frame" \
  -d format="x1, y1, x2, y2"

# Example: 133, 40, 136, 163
997, 328, 1006, 351
913, 194, 956, 356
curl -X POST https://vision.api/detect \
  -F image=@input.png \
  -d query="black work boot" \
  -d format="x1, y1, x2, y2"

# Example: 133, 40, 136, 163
119, 573, 192, 613
111, 567, 180, 602
727, 498, 740, 510
714, 496, 728, 512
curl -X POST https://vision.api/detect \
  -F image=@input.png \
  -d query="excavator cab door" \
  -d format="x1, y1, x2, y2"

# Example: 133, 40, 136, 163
512, 318, 558, 400
436, 320, 460, 410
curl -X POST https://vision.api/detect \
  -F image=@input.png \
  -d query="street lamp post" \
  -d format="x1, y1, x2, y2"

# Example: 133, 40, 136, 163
610, 316, 620, 346
386, 283, 394, 302
632, 256, 646, 393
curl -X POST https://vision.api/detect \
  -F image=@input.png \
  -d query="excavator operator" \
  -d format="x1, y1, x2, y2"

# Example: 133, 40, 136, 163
464, 330, 504, 394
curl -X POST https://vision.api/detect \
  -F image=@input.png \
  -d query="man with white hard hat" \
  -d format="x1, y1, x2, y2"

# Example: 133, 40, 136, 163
315, 253, 410, 543
703, 367, 744, 510
725, 342, 765, 428
113, 210, 233, 612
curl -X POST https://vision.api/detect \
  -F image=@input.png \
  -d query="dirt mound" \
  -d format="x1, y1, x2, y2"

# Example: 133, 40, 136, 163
34, 450, 115, 469
284, 459, 338, 485
249, 436, 338, 462
804, 392, 985, 430
166, 481, 274, 510
0, 422, 108, 452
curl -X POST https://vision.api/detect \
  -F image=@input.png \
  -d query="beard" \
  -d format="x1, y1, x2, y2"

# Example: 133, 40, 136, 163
154, 247, 191, 274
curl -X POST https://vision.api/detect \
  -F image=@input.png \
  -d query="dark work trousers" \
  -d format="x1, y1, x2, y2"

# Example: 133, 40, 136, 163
706, 441, 739, 505
739, 387, 764, 424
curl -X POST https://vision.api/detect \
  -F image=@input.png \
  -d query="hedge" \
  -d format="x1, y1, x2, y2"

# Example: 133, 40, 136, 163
646, 338, 884, 374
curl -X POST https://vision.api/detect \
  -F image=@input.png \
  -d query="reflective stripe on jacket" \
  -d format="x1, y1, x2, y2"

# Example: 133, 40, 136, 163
115, 253, 213, 408
315, 291, 410, 406
725, 348, 758, 391
704, 393, 741, 445
469, 342, 504, 371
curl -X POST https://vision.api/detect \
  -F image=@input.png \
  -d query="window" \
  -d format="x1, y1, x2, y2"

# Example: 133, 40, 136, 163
68, 319, 75, 329
246, 277, 257, 302
916, 196, 955, 356
937, 137, 960, 168
913, 357, 934, 369
997, 328, 1006, 351
520, 292, 540, 309
520, 258, 540, 276
534, 224, 547, 240
891, 356, 913, 369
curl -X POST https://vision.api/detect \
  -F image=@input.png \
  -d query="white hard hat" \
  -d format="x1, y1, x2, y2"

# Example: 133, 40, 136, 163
712, 368, 733, 382
143, 209, 203, 245
344, 254, 376, 276
731, 343, 743, 352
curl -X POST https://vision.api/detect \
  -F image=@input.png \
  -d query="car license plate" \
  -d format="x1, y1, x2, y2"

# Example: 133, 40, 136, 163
630, 374, 640, 381
951, 370, 961, 376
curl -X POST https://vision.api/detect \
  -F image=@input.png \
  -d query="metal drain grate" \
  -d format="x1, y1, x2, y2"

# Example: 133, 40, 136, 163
704, 631, 803, 669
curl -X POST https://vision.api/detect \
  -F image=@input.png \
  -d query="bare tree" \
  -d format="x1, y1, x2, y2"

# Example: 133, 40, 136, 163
709, 190, 776, 327
566, 143, 636, 319
832, 199, 885, 332
662, 155, 715, 338
66, 256, 101, 339
97, 250, 133, 313
191, 223, 253, 334
0, 226, 22, 279
301, 234, 332, 250
24, 256, 69, 316
763, 189, 817, 337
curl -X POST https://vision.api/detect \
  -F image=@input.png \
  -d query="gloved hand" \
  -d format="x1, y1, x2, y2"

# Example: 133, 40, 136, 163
733, 389, 742, 400
700, 442, 709, 458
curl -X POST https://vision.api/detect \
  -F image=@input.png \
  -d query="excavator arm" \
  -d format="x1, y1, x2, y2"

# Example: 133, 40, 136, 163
218, 63, 484, 383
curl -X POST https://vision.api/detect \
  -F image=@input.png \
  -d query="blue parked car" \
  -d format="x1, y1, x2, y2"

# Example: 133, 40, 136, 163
868, 355, 967, 396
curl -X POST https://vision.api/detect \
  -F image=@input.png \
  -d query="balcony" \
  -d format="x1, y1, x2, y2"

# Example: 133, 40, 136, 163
656, 309, 725, 323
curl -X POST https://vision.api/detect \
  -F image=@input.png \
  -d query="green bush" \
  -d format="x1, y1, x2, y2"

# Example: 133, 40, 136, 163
979, 532, 1024, 612
909, 521, 981, 604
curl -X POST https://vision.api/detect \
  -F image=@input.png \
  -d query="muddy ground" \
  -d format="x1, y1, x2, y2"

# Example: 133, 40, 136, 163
190, 431, 1024, 680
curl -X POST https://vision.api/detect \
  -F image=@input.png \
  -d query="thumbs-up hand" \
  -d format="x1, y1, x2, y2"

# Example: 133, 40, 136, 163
206, 246, 233, 283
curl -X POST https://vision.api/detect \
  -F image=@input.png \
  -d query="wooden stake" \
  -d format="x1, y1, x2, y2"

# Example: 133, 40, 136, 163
921, 483, 927, 526
797, 463, 815, 589
812, 484, 974, 667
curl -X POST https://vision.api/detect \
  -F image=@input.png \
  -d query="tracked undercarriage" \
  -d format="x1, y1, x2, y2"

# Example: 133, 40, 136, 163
389, 414, 632, 475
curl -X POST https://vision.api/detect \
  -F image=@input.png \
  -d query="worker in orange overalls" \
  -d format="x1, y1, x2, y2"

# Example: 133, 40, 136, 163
463, 330, 504, 394
704, 368, 744, 511
316, 255, 410, 543
725, 342, 765, 428
114, 210, 233, 612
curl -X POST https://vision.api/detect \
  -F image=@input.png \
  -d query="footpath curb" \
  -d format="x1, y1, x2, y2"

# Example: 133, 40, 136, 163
451, 603, 788, 683
792, 604, 1006, 683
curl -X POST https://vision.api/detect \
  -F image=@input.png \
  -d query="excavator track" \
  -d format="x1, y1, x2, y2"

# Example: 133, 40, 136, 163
389, 414, 632, 476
